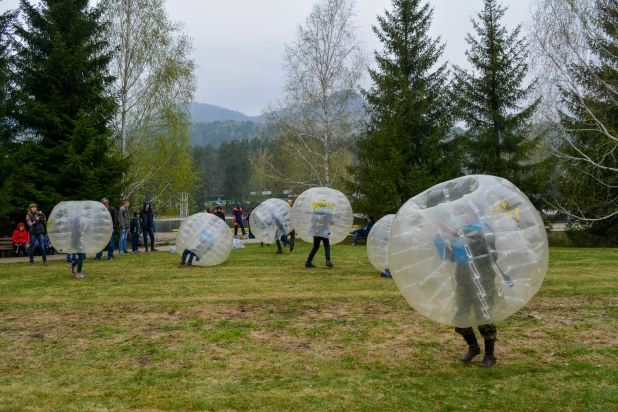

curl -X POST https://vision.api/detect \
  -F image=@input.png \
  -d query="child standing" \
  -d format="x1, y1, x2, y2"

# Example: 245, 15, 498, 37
130, 211, 143, 253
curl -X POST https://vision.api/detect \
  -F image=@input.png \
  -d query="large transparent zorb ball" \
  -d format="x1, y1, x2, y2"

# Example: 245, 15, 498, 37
47, 201, 113, 253
388, 175, 549, 328
250, 199, 293, 244
176, 213, 233, 266
367, 214, 395, 273
292, 187, 353, 244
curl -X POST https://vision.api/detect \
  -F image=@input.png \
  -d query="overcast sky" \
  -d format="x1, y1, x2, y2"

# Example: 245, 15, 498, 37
1, 0, 533, 116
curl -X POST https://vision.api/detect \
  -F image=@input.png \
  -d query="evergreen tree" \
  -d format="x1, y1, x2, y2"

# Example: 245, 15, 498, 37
451, 0, 540, 189
555, 0, 618, 242
0, 6, 18, 226
10, 0, 123, 213
349, 0, 460, 218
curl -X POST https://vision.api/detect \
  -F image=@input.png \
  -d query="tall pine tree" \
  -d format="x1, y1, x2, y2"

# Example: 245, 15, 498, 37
349, 0, 460, 218
555, 0, 618, 242
11, 0, 123, 213
451, 0, 540, 189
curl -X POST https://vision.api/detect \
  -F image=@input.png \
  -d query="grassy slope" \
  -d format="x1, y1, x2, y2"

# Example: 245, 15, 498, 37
0, 243, 617, 411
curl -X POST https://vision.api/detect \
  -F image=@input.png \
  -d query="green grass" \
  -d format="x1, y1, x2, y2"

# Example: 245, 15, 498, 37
0, 243, 617, 411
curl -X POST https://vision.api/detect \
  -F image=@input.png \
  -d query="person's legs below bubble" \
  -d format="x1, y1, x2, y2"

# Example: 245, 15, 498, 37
455, 326, 481, 363
306, 236, 321, 266
324, 238, 333, 267
381, 268, 392, 278
132, 233, 139, 252
276, 239, 282, 253
187, 252, 195, 266
240, 221, 246, 236
478, 323, 497, 367
280, 235, 291, 247
181, 249, 191, 265
72, 253, 85, 275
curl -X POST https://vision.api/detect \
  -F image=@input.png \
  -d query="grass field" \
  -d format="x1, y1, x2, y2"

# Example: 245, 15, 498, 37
0, 242, 617, 411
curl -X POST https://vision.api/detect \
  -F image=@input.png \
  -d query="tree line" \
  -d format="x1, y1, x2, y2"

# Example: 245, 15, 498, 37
0, 0, 196, 234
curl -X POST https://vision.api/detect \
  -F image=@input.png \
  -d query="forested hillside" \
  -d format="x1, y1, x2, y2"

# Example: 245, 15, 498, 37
188, 120, 263, 147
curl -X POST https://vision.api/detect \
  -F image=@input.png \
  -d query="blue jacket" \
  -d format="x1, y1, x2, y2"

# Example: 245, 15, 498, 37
130, 217, 143, 235
140, 202, 155, 231
232, 207, 243, 223
365, 221, 375, 233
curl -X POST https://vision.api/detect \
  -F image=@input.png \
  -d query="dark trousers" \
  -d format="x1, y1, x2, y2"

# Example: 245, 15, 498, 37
455, 324, 497, 342
29, 234, 46, 262
276, 235, 292, 251
96, 232, 115, 259
143, 227, 155, 250
181, 249, 196, 265
353, 228, 369, 243
14, 244, 27, 256
132, 232, 140, 252
71, 253, 86, 273
307, 236, 330, 263
234, 221, 246, 236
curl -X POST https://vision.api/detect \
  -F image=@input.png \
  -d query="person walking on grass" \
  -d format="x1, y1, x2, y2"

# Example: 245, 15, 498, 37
350, 216, 375, 245
140, 201, 158, 252
287, 199, 296, 243
305, 206, 334, 268
67, 214, 87, 278
232, 202, 246, 237
118, 200, 131, 254
95, 198, 117, 261
12, 222, 29, 256
130, 211, 143, 253
433, 205, 499, 368
26, 203, 47, 266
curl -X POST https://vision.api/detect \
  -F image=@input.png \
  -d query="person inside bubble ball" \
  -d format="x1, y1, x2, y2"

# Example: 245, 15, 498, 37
305, 205, 334, 268
178, 228, 216, 268
434, 204, 498, 368
270, 211, 294, 254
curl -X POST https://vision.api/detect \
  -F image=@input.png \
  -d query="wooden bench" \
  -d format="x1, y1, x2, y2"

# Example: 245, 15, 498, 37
0, 237, 14, 258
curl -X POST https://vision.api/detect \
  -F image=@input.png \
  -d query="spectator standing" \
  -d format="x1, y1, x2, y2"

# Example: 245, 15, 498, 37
130, 211, 143, 253
140, 201, 158, 252
232, 202, 246, 237
95, 198, 117, 261
12, 222, 29, 256
118, 200, 131, 254
214, 206, 225, 221
26, 203, 47, 266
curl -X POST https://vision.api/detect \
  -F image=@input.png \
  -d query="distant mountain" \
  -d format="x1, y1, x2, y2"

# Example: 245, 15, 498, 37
189, 120, 263, 147
190, 102, 263, 123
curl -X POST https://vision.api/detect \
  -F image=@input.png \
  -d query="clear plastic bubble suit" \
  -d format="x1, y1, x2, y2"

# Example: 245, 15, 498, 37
250, 199, 293, 244
367, 214, 395, 273
388, 175, 549, 328
292, 187, 353, 244
176, 213, 233, 266
47, 201, 114, 253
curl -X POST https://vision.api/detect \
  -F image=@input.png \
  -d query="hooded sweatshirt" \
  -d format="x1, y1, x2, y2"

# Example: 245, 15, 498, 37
12, 223, 29, 244
140, 202, 155, 230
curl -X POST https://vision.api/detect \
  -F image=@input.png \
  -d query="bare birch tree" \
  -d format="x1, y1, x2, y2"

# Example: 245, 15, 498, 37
261, 0, 366, 189
105, 0, 197, 206
530, 0, 618, 220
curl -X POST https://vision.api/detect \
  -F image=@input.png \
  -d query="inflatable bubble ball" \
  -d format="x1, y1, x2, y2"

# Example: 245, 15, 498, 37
176, 213, 233, 266
367, 214, 396, 273
47, 201, 114, 254
388, 175, 549, 328
291, 187, 354, 244
249, 199, 293, 244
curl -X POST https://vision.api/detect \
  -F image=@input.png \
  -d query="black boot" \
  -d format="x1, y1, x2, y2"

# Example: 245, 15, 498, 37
460, 333, 481, 363
479, 340, 497, 368
305, 261, 316, 268
325, 260, 334, 267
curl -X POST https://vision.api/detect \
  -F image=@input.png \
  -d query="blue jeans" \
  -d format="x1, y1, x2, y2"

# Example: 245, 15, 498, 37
71, 253, 86, 273
66, 253, 77, 262
276, 235, 292, 251
119, 229, 128, 252
29, 234, 46, 262
96, 232, 115, 259
181, 249, 196, 265
353, 229, 369, 244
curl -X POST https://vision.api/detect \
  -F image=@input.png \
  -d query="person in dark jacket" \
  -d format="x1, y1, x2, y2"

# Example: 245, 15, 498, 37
95, 198, 118, 260
118, 200, 131, 254
214, 205, 225, 221
350, 216, 375, 245
130, 211, 143, 253
140, 201, 158, 252
26, 203, 47, 266
232, 202, 246, 236
433, 205, 499, 368
246, 207, 255, 239
12, 222, 29, 256
305, 206, 335, 268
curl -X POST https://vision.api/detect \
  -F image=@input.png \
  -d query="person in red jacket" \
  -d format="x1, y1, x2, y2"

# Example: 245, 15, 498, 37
12, 222, 30, 256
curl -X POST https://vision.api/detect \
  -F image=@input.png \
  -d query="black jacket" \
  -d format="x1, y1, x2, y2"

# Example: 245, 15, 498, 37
107, 206, 118, 229
140, 202, 155, 230
27, 212, 46, 236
